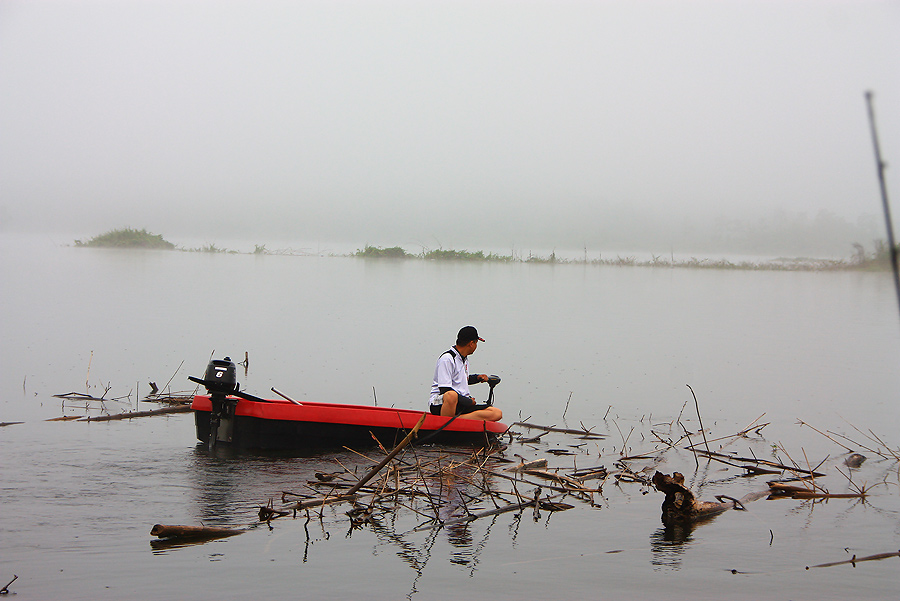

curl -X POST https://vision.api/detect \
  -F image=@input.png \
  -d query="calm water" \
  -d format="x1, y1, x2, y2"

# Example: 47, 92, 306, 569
2, 234, 899, 599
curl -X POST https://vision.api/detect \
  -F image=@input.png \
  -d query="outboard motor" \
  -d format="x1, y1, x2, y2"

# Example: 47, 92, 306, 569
189, 357, 239, 451
486, 375, 501, 406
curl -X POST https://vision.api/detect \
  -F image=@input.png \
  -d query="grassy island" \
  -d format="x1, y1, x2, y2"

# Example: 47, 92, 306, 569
75, 228, 175, 250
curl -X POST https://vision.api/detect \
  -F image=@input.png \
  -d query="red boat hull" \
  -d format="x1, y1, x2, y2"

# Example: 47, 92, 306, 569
191, 395, 506, 450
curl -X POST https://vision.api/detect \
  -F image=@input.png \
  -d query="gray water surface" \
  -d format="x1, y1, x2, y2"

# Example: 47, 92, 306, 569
2, 235, 899, 599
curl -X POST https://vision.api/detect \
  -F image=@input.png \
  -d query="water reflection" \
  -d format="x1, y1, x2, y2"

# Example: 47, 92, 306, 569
432, 472, 475, 562
368, 519, 441, 600
649, 521, 696, 570
183, 444, 351, 526
299, 509, 332, 564
361, 463, 504, 599
186, 445, 277, 527
177, 443, 507, 579
190, 453, 247, 526
649, 511, 723, 570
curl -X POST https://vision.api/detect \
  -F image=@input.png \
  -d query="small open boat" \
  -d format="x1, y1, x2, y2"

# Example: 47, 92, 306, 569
189, 358, 506, 451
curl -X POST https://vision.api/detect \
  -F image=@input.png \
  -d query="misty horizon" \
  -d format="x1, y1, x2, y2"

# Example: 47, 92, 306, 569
1, 1, 898, 259
43, 205, 880, 261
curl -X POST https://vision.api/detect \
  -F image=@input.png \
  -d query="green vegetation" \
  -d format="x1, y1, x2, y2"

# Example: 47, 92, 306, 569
350, 242, 900, 272
75, 228, 175, 249
853, 240, 900, 271
355, 245, 516, 261
422, 248, 513, 261
182, 243, 240, 253
423, 248, 488, 261
355, 245, 411, 258
524, 251, 558, 264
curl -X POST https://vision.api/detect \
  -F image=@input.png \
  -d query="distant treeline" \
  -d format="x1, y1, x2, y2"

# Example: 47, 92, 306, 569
74, 228, 897, 271
356, 245, 520, 262
355, 243, 897, 271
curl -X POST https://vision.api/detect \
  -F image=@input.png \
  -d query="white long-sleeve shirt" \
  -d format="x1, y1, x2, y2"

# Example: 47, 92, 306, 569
429, 347, 471, 406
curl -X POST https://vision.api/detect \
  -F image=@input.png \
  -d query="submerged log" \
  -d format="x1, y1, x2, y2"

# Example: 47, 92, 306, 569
291, 494, 358, 510
522, 468, 592, 491
767, 481, 864, 499
513, 421, 605, 438
53, 392, 101, 400
150, 524, 243, 541
80, 405, 192, 421
808, 550, 900, 569
505, 458, 548, 472
570, 466, 608, 482
652, 471, 733, 523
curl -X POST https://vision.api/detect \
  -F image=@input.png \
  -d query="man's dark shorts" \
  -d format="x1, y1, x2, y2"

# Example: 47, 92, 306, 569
430, 394, 480, 416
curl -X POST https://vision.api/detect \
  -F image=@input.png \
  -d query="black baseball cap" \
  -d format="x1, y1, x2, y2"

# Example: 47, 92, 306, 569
457, 326, 484, 344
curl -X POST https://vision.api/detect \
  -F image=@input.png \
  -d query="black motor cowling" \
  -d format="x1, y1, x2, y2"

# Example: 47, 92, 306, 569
189, 357, 239, 394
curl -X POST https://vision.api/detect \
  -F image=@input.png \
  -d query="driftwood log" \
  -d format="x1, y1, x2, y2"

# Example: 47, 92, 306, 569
81, 406, 192, 421
652, 471, 733, 523
150, 524, 243, 541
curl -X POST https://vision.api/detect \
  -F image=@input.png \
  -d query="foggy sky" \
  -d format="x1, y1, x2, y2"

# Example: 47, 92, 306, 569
1, 0, 898, 254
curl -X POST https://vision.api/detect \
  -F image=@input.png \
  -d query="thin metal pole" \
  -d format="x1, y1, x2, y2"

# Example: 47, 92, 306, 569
865, 91, 900, 324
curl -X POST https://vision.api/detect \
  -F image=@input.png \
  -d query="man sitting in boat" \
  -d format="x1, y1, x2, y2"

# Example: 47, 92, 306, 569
429, 326, 503, 422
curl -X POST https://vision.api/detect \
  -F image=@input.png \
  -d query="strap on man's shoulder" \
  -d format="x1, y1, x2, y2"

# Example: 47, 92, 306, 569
440, 348, 457, 360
